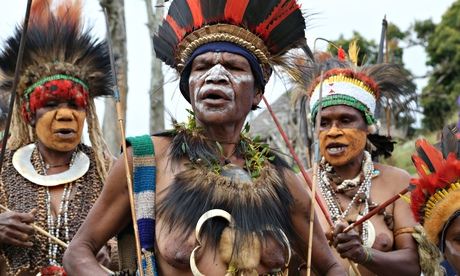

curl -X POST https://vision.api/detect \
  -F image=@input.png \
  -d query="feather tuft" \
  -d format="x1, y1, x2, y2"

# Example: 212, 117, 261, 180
348, 40, 360, 66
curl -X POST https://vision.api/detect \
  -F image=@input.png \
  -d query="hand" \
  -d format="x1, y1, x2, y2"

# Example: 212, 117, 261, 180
331, 221, 368, 264
0, 209, 35, 247
95, 244, 111, 267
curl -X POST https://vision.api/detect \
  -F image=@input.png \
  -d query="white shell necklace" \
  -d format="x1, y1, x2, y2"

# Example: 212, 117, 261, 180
317, 151, 375, 246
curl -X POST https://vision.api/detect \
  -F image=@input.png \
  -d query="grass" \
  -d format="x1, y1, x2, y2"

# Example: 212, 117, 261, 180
382, 132, 438, 176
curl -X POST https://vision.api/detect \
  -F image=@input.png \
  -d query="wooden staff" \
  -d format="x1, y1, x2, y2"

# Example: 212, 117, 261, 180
103, 9, 144, 276
0, 204, 67, 248
306, 70, 323, 276
344, 185, 413, 233
261, 96, 361, 275
0, 0, 33, 174
0, 204, 114, 274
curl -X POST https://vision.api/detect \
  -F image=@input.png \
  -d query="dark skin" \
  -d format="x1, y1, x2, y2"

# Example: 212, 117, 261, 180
0, 100, 109, 275
304, 105, 420, 275
444, 215, 460, 274
63, 52, 346, 275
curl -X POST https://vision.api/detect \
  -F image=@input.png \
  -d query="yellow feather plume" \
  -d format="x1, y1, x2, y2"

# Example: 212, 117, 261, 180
348, 40, 360, 66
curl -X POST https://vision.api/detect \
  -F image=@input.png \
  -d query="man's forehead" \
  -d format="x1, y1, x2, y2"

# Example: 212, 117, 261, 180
194, 51, 249, 63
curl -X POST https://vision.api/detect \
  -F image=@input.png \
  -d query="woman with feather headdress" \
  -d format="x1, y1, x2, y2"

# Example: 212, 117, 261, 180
301, 53, 420, 275
0, 0, 114, 274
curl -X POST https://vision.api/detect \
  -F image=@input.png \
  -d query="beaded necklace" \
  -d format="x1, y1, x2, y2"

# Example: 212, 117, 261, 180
317, 151, 374, 246
38, 149, 77, 266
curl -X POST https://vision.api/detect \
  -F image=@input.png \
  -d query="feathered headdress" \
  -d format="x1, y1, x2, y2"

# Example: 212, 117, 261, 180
307, 58, 415, 134
410, 126, 460, 251
153, 0, 310, 101
0, 0, 113, 179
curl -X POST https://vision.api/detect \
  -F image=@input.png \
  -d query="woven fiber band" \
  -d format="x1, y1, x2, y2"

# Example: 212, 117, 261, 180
24, 74, 89, 97
126, 135, 159, 275
311, 94, 376, 125
177, 24, 271, 79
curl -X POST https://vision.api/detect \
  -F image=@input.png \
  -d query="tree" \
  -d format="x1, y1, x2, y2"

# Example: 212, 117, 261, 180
99, 0, 128, 155
145, 0, 165, 133
412, 0, 460, 131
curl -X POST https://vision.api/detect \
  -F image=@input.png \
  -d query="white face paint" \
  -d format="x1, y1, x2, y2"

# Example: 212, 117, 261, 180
188, 52, 258, 126
192, 64, 235, 112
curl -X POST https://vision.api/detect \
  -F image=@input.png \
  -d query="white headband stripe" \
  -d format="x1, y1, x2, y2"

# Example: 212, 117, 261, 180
309, 81, 376, 114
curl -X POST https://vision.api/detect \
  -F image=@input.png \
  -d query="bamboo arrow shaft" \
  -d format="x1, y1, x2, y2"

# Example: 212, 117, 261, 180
0, 204, 114, 274
344, 186, 410, 233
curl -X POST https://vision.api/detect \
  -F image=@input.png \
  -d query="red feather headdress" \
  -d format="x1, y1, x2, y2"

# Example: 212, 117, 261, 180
153, 0, 309, 82
410, 128, 460, 245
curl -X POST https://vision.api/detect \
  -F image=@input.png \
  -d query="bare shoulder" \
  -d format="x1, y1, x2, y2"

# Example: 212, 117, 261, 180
152, 136, 172, 157
373, 163, 411, 190
281, 167, 312, 214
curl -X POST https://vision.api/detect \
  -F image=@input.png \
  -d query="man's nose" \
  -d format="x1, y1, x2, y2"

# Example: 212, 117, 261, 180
204, 64, 230, 84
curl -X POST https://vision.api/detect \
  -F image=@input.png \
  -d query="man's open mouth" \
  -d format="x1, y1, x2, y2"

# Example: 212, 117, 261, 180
201, 89, 230, 101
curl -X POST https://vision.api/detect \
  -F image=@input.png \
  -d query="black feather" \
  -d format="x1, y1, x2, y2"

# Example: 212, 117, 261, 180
153, 22, 179, 67
243, 0, 279, 28
168, 0, 193, 28
154, 129, 300, 257
367, 134, 396, 158
266, 10, 306, 54
440, 125, 459, 159
0, 13, 112, 99
200, 0, 226, 23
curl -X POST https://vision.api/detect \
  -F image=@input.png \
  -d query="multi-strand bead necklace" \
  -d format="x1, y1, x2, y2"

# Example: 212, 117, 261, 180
317, 151, 374, 246
38, 148, 77, 265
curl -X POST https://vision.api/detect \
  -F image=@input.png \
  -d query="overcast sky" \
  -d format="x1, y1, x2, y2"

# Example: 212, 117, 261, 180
0, 0, 456, 137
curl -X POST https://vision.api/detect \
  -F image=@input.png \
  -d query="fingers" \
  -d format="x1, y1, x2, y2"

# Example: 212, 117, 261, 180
332, 221, 347, 236
0, 227, 34, 247
0, 211, 35, 247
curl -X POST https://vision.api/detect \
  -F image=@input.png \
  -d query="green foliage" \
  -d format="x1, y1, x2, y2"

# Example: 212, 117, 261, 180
383, 132, 438, 175
328, 31, 378, 65
413, 19, 436, 42
414, 0, 460, 130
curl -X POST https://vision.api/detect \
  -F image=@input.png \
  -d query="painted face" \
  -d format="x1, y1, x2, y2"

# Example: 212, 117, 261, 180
188, 52, 261, 126
318, 105, 368, 166
444, 216, 460, 274
34, 100, 86, 152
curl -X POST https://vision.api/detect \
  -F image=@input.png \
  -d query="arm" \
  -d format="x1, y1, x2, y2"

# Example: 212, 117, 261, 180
332, 167, 420, 276
63, 148, 133, 275
284, 170, 346, 276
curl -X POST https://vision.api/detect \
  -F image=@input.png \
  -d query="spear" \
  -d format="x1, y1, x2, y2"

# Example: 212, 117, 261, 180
0, 0, 33, 174
377, 15, 388, 64
0, 204, 114, 274
261, 95, 361, 275
103, 9, 144, 276
306, 70, 323, 276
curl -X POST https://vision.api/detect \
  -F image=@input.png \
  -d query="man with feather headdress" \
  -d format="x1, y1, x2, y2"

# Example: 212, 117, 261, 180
0, 0, 114, 274
64, 0, 346, 275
